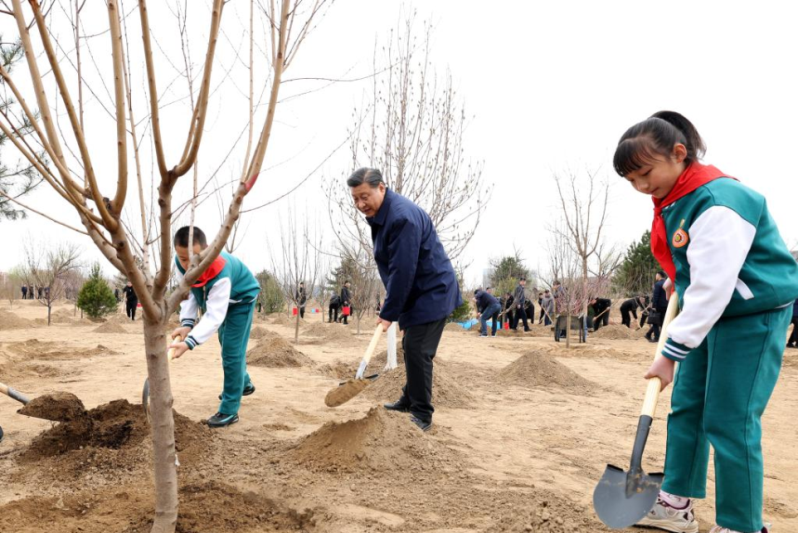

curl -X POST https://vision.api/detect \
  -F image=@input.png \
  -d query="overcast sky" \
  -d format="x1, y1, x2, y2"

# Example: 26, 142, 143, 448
1, 0, 797, 286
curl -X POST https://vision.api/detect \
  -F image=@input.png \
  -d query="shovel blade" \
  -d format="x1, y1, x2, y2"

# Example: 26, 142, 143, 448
593, 464, 663, 529
324, 374, 379, 408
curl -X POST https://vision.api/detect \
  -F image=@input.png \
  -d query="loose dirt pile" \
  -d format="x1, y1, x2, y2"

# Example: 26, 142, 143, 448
0, 480, 313, 533
363, 359, 475, 408
7, 339, 118, 360
50, 308, 94, 325
318, 345, 405, 380
16, 399, 212, 485
493, 497, 598, 532
592, 324, 640, 340
287, 407, 462, 473
0, 355, 66, 381
497, 351, 600, 394
92, 321, 129, 334
445, 322, 467, 332
0, 309, 35, 330
302, 322, 358, 344
268, 313, 293, 326
249, 326, 279, 340
247, 337, 314, 368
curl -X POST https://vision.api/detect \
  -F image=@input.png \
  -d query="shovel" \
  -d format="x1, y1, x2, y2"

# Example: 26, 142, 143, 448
324, 324, 383, 407
141, 346, 176, 423
593, 294, 680, 529
1, 381, 87, 422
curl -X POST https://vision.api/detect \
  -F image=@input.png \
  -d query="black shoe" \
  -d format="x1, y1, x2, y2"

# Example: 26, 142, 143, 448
409, 415, 431, 432
219, 382, 256, 400
384, 400, 411, 412
206, 412, 239, 428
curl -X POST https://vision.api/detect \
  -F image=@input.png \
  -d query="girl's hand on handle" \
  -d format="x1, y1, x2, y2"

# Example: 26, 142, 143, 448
645, 356, 675, 391
168, 341, 190, 359
171, 326, 191, 341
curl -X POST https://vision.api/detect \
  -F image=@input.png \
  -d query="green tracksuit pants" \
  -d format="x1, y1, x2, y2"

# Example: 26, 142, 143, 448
662, 305, 791, 532
217, 301, 256, 416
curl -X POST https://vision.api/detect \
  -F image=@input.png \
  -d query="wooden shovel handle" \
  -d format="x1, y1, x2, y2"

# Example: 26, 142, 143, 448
0, 381, 31, 405
641, 294, 680, 418
362, 324, 384, 366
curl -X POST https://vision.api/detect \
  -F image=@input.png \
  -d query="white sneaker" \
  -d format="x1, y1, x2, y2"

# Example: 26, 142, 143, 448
636, 495, 699, 533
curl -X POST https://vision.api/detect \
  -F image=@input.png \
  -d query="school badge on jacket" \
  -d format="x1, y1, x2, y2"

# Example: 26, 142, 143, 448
672, 220, 689, 248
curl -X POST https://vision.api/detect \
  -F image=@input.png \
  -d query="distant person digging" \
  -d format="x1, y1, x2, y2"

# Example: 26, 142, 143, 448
348, 167, 462, 432
168, 226, 260, 428
123, 281, 138, 320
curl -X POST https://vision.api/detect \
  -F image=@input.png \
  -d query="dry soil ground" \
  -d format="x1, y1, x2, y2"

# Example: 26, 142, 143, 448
1, 300, 796, 533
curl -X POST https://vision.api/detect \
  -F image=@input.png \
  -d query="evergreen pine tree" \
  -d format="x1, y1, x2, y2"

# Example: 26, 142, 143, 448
613, 231, 660, 296
77, 263, 118, 319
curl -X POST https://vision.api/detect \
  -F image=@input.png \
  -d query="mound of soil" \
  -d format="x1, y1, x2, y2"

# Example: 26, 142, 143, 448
497, 351, 600, 394
50, 308, 83, 324
493, 497, 599, 532
444, 322, 467, 332
0, 309, 35, 330
249, 326, 279, 340
0, 481, 314, 533
92, 321, 128, 334
288, 407, 461, 473
268, 313, 293, 326
303, 322, 358, 343
363, 359, 475, 408
591, 324, 639, 340
17, 400, 213, 484
247, 338, 313, 368
319, 345, 405, 380
0, 360, 66, 381
7, 339, 118, 360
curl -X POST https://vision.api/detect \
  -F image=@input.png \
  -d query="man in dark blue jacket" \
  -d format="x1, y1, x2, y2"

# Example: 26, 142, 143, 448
646, 271, 669, 342
348, 168, 462, 432
474, 287, 501, 337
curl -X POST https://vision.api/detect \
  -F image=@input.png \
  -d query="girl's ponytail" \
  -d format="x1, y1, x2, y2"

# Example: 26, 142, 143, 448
650, 111, 706, 162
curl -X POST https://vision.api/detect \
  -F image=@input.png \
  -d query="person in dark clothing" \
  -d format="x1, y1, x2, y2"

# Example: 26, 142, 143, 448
349, 168, 461, 432
123, 281, 138, 321
0, 424, 3, 443
328, 293, 341, 323
620, 296, 645, 328
589, 297, 612, 331
502, 292, 514, 329
646, 271, 668, 342
114, 287, 120, 303
21, 285, 27, 300
524, 294, 535, 328
340, 281, 352, 325
511, 279, 531, 331
296, 282, 307, 319
639, 295, 651, 328
474, 288, 501, 337
27, 285, 33, 300
787, 298, 798, 348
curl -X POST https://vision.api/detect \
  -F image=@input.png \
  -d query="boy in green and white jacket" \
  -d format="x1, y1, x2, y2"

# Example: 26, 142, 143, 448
169, 226, 260, 428
614, 111, 798, 533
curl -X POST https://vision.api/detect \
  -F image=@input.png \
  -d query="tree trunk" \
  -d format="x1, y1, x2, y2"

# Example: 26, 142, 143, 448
47, 303, 51, 326
143, 317, 179, 533
356, 313, 361, 335
294, 309, 300, 343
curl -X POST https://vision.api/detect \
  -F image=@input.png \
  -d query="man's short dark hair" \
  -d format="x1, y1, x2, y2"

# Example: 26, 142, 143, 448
657, 270, 666, 278
174, 226, 208, 248
347, 168, 384, 188
519, 277, 526, 282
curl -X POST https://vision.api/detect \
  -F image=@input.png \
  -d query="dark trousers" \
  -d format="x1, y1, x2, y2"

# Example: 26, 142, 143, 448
328, 304, 339, 323
621, 309, 635, 328
126, 300, 138, 320
646, 307, 666, 340
640, 313, 648, 328
399, 318, 446, 424
593, 312, 609, 330
539, 307, 545, 324
788, 317, 798, 346
511, 306, 530, 331
299, 306, 305, 319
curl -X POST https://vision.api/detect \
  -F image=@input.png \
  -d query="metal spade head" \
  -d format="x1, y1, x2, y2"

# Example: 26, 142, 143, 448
593, 463, 663, 529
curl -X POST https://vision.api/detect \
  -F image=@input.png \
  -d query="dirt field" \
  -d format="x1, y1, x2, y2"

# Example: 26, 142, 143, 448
1, 300, 796, 533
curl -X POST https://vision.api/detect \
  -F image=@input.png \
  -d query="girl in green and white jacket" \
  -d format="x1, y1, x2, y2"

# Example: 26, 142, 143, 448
613, 111, 798, 533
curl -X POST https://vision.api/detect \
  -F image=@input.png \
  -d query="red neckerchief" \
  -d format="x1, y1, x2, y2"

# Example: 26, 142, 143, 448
192, 256, 226, 288
651, 162, 731, 281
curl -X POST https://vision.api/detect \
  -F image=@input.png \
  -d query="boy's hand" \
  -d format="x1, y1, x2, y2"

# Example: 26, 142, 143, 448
644, 356, 676, 391
168, 341, 190, 359
171, 326, 191, 341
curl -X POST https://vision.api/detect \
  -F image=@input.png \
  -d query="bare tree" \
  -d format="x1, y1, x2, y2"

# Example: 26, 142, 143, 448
0, 1, 330, 530
269, 207, 325, 342
553, 166, 613, 334
325, 10, 490, 266
23, 239, 81, 325
345, 247, 381, 334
